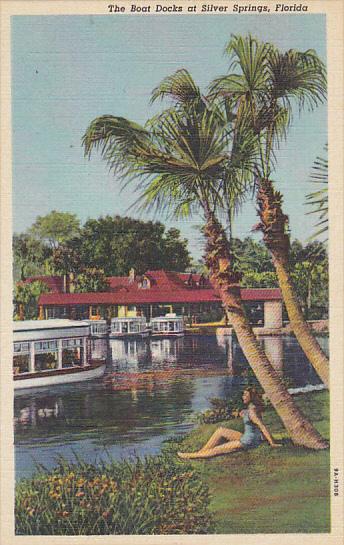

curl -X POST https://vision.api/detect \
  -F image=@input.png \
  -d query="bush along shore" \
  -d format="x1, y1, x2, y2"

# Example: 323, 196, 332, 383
15, 453, 214, 535
15, 390, 329, 535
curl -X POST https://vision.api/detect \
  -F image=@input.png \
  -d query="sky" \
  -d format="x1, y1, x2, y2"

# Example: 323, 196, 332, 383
11, 14, 327, 259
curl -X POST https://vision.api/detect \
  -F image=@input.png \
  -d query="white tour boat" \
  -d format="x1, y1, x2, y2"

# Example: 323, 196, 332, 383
84, 319, 109, 338
13, 319, 106, 390
150, 314, 185, 337
109, 316, 149, 338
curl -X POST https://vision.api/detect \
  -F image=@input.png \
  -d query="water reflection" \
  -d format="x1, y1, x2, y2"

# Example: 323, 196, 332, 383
14, 334, 328, 480
91, 338, 109, 361
110, 339, 149, 370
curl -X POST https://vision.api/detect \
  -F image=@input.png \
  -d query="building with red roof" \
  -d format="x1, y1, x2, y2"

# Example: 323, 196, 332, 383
34, 269, 283, 328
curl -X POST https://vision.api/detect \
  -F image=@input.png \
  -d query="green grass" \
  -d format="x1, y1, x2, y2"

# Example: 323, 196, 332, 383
170, 390, 330, 534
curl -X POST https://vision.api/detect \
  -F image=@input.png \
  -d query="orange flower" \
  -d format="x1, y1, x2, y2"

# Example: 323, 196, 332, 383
57, 511, 70, 517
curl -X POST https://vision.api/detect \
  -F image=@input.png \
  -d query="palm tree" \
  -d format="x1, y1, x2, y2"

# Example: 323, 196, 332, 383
305, 145, 328, 240
83, 69, 327, 449
211, 35, 329, 387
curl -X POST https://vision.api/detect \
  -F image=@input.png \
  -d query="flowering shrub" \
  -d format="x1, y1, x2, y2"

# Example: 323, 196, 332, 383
198, 393, 244, 424
15, 454, 214, 535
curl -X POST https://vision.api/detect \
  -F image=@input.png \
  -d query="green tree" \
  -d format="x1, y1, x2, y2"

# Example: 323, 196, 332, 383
240, 271, 278, 288
289, 241, 328, 319
13, 233, 50, 281
29, 210, 80, 249
68, 216, 191, 275
74, 268, 109, 293
83, 68, 327, 449
52, 239, 82, 275
231, 237, 274, 274
161, 228, 190, 271
211, 34, 329, 387
14, 280, 50, 320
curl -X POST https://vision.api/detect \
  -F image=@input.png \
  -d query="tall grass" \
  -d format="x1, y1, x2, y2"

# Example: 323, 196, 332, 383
15, 452, 214, 535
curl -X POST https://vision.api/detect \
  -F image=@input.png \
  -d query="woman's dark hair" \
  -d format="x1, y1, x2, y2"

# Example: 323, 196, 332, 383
244, 387, 265, 414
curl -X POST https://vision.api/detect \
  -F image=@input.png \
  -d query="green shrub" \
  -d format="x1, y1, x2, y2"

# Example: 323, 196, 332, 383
198, 392, 245, 424
198, 377, 295, 425
15, 453, 214, 535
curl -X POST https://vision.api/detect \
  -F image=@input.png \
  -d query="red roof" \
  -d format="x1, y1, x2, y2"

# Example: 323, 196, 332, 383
23, 275, 64, 293
34, 270, 281, 306
39, 286, 281, 306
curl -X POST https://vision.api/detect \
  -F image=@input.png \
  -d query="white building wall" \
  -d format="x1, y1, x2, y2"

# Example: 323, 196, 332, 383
264, 301, 283, 329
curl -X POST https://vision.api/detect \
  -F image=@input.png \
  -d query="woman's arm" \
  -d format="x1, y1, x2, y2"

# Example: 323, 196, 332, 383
248, 407, 281, 447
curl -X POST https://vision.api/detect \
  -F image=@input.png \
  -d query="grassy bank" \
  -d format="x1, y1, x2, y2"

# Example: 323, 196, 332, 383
16, 390, 330, 535
171, 390, 330, 533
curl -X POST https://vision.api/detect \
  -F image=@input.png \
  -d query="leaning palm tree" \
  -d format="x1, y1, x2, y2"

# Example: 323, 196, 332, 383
83, 69, 327, 449
210, 35, 329, 387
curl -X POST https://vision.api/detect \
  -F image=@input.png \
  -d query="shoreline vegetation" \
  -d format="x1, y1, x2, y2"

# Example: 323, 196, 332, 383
15, 390, 329, 535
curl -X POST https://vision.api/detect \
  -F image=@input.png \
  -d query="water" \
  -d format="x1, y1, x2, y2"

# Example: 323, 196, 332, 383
14, 334, 328, 480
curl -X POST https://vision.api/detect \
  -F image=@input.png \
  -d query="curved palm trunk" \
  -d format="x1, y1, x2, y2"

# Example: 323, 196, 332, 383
204, 210, 328, 450
255, 179, 329, 388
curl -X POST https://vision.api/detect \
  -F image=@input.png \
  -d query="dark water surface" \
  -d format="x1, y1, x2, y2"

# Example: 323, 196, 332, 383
14, 334, 328, 480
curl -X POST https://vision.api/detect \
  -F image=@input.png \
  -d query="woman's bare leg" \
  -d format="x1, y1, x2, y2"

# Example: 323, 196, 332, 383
178, 427, 242, 459
200, 427, 242, 451
178, 440, 242, 459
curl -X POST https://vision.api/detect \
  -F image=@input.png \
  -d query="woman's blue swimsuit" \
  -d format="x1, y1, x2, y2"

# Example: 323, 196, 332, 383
240, 408, 264, 450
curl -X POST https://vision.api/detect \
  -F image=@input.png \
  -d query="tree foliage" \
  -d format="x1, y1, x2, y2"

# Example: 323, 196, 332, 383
14, 214, 192, 280
231, 237, 274, 273
29, 210, 80, 249
52, 240, 82, 275
13, 233, 50, 281
67, 216, 191, 276
13, 281, 50, 320
74, 268, 109, 293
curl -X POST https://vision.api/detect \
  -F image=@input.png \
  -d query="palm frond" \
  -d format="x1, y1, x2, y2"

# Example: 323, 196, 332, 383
150, 69, 202, 106
305, 145, 328, 239
267, 48, 327, 113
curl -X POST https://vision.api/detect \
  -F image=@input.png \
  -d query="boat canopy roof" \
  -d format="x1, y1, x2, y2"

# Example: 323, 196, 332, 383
111, 316, 146, 322
13, 319, 90, 342
151, 315, 183, 322
84, 319, 107, 325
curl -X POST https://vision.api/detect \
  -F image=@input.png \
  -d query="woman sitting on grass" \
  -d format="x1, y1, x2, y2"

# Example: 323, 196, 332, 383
178, 387, 281, 459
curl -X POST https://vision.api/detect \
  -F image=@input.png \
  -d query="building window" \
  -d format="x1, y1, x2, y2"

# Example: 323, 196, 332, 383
62, 338, 83, 368
35, 351, 58, 372
13, 354, 30, 374
62, 339, 82, 348
128, 321, 139, 333
47, 307, 57, 319
62, 347, 83, 368
33, 340, 58, 371
14, 342, 30, 354
34, 341, 58, 352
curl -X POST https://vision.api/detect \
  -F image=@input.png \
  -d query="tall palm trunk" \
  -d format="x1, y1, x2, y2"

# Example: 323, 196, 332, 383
255, 178, 329, 388
204, 209, 328, 449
